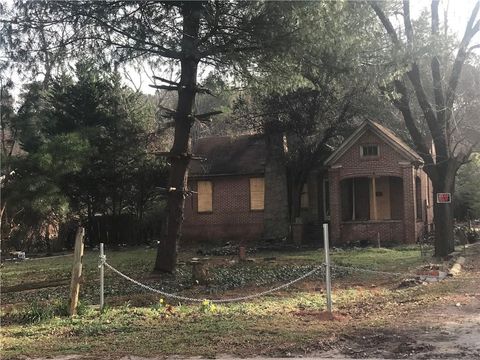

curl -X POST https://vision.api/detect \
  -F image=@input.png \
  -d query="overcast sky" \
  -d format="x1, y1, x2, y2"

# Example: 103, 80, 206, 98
1, 0, 479, 98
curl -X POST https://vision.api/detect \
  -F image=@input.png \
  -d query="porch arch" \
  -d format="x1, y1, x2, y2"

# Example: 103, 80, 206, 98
340, 176, 404, 222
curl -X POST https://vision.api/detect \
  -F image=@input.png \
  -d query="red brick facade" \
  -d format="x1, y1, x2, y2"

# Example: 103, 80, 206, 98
326, 122, 433, 245
182, 175, 264, 244
183, 122, 433, 246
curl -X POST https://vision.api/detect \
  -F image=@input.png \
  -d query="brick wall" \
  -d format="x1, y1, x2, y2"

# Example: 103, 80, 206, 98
183, 175, 264, 244
334, 132, 409, 179
340, 221, 404, 244
328, 129, 428, 245
329, 168, 342, 244
414, 167, 434, 241
401, 165, 416, 243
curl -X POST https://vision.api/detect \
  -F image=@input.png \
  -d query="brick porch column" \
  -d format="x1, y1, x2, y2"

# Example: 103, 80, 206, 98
401, 163, 416, 243
328, 167, 341, 245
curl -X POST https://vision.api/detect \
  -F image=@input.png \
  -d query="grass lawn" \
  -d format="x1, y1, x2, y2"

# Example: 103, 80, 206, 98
1, 245, 449, 359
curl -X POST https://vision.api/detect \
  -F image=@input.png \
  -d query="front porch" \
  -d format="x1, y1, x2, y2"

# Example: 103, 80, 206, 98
340, 220, 404, 245
323, 121, 430, 246
336, 175, 409, 245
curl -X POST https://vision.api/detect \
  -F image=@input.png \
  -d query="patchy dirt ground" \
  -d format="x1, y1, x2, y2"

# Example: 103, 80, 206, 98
313, 244, 480, 359
8, 245, 480, 360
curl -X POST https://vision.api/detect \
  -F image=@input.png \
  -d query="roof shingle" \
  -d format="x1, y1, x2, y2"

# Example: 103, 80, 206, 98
189, 134, 266, 177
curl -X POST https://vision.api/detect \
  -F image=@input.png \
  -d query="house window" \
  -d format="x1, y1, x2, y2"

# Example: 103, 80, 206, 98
300, 183, 309, 209
250, 177, 265, 210
197, 180, 213, 213
361, 144, 379, 157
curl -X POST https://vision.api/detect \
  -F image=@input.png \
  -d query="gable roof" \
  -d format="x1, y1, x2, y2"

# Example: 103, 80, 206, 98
324, 120, 423, 166
189, 134, 266, 177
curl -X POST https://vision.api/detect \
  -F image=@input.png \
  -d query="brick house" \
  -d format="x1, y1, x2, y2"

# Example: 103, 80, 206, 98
183, 120, 433, 245
325, 120, 433, 245
183, 134, 289, 243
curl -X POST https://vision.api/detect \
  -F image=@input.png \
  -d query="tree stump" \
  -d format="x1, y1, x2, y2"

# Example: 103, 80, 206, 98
239, 246, 246, 261
190, 258, 209, 285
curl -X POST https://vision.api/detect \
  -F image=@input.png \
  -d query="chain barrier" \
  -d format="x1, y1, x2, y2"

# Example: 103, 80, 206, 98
104, 261, 324, 304
101, 258, 426, 305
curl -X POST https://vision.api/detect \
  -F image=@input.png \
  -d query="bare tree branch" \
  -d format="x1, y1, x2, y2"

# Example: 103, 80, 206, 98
371, 1, 401, 47
392, 80, 435, 165
430, 0, 446, 129
152, 76, 180, 86
445, 1, 480, 124
402, 0, 414, 46
149, 85, 179, 91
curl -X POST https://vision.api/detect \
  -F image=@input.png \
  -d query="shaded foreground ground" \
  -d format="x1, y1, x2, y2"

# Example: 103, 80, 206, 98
316, 243, 480, 359
1, 244, 479, 359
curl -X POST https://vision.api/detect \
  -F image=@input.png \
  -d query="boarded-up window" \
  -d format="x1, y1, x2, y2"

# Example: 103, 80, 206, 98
197, 180, 212, 213
300, 183, 309, 208
250, 177, 265, 210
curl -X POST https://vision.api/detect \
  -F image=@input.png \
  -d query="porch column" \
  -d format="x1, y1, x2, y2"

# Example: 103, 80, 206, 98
328, 167, 341, 245
401, 164, 416, 243
371, 176, 377, 220
352, 179, 356, 221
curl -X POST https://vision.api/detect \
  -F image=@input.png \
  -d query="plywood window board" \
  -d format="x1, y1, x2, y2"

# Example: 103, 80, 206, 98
250, 177, 265, 210
197, 180, 213, 213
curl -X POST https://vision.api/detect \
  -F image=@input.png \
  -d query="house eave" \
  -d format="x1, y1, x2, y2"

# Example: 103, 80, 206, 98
188, 171, 265, 179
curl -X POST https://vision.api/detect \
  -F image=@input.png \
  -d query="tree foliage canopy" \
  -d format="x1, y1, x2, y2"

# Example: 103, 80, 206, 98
1, 63, 167, 250
370, 0, 480, 256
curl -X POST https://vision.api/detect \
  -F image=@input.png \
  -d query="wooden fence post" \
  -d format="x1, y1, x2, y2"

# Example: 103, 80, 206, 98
69, 227, 85, 316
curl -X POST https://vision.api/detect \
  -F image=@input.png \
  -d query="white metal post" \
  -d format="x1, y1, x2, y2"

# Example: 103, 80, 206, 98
100, 243, 105, 312
323, 223, 332, 314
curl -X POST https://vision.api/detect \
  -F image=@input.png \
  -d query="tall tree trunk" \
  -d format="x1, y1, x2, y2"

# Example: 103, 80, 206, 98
45, 223, 52, 256
154, 3, 202, 273
290, 180, 303, 224
287, 166, 308, 242
430, 162, 457, 257
432, 192, 454, 256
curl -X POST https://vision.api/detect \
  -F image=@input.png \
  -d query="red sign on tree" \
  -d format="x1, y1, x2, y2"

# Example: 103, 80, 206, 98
436, 193, 451, 203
